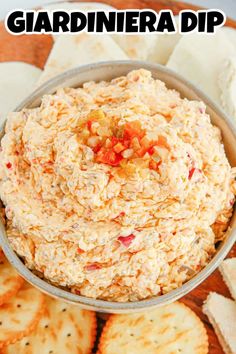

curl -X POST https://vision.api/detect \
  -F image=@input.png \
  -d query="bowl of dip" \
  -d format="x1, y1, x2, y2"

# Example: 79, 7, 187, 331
0, 61, 236, 313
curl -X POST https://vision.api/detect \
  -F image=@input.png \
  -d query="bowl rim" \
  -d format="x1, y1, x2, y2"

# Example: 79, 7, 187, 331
1, 60, 236, 312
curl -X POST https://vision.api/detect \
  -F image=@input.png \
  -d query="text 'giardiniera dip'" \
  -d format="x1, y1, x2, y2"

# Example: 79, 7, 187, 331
5, 9, 225, 35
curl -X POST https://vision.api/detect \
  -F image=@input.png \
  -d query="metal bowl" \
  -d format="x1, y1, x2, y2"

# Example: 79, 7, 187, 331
0, 61, 236, 313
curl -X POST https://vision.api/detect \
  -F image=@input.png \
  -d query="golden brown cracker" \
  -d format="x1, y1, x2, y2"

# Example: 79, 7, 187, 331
0, 253, 24, 306
3, 296, 96, 354
0, 285, 45, 348
98, 302, 208, 354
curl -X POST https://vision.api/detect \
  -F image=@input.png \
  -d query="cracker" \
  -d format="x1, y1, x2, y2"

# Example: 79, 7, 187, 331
203, 292, 236, 354
3, 296, 96, 354
167, 30, 236, 102
98, 301, 208, 354
0, 253, 24, 306
219, 257, 236, 300
37, 33, 128, 85
0, 284, 45, 348
0, 62, 41, 120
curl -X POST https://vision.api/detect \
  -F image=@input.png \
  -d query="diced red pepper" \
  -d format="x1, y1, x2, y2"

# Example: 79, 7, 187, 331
111, 136, 120, 147
118, 234, 135, 247
77, 247, 85, 254
147, 146, 155, 155
188, 168, 202, 180
113, 211, 126, 221
188, 168, 195, 179
149, 160, 161, 171
136, 146, 148, 158
6, 162, 12, 169
96, 149, 123, 166
92, 143, 102, 154
87, 120, 93, 132
85, 264, 101, 271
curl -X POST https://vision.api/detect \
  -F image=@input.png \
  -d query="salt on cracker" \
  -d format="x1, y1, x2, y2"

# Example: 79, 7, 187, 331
203, 292, 236, 354
0, 253, 24, 306
0, 285, 45, 348
37, 33, 128, 85
219, 258, 236, 300
167, 29, 236, 102
3, 296, 96, 354
98, 301, 208, 354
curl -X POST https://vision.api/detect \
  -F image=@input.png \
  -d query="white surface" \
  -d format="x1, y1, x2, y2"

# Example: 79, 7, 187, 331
1, 0, 236, 20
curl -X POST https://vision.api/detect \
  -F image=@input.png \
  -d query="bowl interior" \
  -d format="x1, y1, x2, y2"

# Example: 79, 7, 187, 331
0, 60, 236, 313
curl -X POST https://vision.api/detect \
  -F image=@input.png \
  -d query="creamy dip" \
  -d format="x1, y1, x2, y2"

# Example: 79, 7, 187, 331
0, 69, 235, 301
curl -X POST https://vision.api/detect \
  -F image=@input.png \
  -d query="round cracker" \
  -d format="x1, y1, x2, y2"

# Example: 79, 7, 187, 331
0, 253, 24, 306
3, 296, 96, 354
98, 302, 208, 354
0, 285, 45, 348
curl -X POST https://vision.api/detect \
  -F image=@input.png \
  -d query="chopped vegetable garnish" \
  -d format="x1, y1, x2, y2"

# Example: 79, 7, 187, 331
123, 121, 145, 140
188, 168, 202, 180
188, 168, 196, 179
118, 234, 135, 247
85, 264, 101, 271
82, 116, 169, 168
77, 247, 85, 254
149, 160, 161, 171
87, 120, 93, 132
96, 148, 123, 166
6, 162, 12, 169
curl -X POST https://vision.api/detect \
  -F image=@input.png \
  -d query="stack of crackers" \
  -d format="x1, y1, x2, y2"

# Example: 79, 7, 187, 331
0, 250, 96, 353
0, 247, 210, 353
203, 258, 236, 354
2, 249, 236, 354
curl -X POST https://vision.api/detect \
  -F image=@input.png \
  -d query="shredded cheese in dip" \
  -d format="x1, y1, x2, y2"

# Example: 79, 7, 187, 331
0, 69, 235, 302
